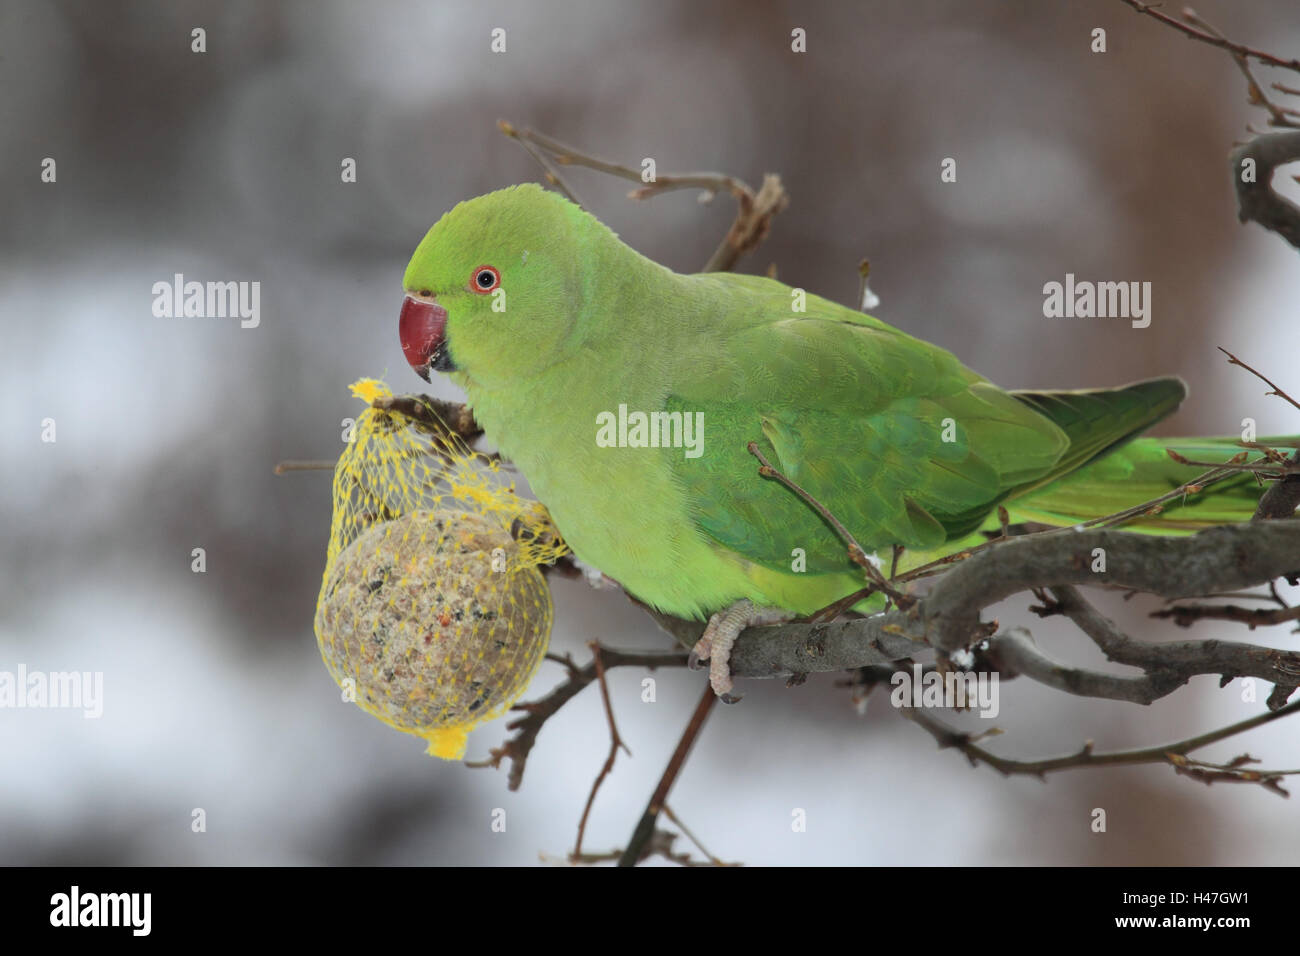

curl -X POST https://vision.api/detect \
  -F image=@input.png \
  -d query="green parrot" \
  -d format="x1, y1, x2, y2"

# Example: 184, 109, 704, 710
398, 183, 1277, 700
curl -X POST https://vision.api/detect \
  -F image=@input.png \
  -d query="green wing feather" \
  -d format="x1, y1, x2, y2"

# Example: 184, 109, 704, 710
665, 274, 1191, 575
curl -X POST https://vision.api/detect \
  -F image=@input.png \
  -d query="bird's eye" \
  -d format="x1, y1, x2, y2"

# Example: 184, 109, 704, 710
471, 265, 500, 294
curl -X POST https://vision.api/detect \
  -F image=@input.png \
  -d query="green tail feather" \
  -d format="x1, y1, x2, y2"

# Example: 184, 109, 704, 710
1007, 377, 1188, 498
1006, 435, 1288, 531
892, 434, 1286, 576
893, 401, 1290, 576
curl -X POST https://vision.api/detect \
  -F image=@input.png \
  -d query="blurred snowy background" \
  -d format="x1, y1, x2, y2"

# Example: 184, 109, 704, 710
2, 0, 1300, 865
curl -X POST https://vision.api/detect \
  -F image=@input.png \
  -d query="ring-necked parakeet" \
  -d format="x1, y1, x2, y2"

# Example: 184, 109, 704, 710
397, 183, 1278, 699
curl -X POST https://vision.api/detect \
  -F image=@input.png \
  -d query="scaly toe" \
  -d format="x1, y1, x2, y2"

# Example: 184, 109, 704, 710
688, 637, 711, 670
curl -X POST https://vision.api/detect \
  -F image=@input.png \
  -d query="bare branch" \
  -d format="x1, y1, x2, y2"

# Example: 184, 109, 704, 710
570, 644, 631, 860
497, 121, 788, 272
1049, 585, 1300, 702
1219, 347, 1300, 415
902, 697, 1300, 795
982, 626, 1184, 704
467, 647, 688, 791
497, 120, 585, 206
1229, 131, 1300, 250
1178, 6, 1300, 129
1118, 1, 1300, 75
650, 523, 1300, 685
1151, 601, 1300, 629
1117, 3, 1300, 243
616, 683, 717, 867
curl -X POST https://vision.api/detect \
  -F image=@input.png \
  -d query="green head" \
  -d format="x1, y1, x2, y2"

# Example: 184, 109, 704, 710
399, 183, 592, 387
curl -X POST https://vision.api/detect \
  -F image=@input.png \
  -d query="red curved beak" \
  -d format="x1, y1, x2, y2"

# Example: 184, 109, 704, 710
398, 294, 449, 382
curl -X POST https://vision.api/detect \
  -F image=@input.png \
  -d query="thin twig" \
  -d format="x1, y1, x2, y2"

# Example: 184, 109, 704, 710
1164, 449, 1294, 474
661, 804, 737, 867
902, 696, 1300, 796
468, 648, 688, 791
497, 121, 787, 272
891, 464, 1239, 587
746, 440, 913, 607
1118, 1, 1300, 74
1214, 348, 1300, 518
571, 644, 631, 859
616, 682, 718, 867
1152, 602, 1300, 629
506, 124, 748, 201
554, 828, 726, 867
273, 459, 336, 474
1219, 346, 1300, 413
497, 120, 585, 206
1179, 7, 1299, 129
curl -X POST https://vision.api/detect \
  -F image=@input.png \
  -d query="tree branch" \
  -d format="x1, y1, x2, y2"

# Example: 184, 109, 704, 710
1151, 600, 1300, 629
1049, 584, 1300, 704
1229, 132, 1300, 250
902, 697, 1300, 796
468, 647, 688, 791
497, 120, 788, 272
616, 683, 718, 867
570, 644, 631, 859
1118, 1, 1300, 76
1118, 3, 1300, 244
650, 523, 1300, 687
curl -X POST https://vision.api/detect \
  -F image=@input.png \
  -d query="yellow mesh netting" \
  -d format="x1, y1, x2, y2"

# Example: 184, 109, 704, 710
314, 378, 566, 760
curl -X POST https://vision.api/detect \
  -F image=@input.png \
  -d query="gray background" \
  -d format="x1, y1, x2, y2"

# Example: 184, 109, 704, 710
3, 0, 1300, 865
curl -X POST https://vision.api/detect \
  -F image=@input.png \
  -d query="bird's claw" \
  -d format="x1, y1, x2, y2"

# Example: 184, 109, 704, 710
692, 600, 793, 701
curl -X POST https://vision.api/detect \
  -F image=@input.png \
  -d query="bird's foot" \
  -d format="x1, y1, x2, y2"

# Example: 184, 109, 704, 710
688, 599, 793, 703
